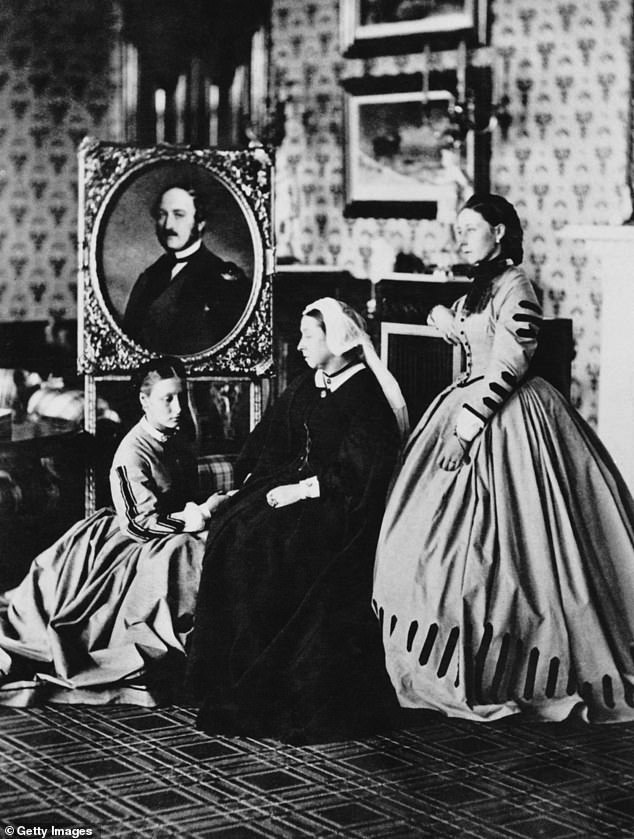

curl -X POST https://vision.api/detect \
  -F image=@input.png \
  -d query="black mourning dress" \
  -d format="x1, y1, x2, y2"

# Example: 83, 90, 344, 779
188, 367, 401, 743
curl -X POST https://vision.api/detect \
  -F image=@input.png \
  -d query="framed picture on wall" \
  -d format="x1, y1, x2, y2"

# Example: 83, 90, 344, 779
77, 139, 275, 376
344, 88, 472, 219
341, 0, 490, 56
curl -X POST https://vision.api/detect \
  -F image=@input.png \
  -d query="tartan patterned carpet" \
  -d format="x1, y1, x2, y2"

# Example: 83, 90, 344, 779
1, 704, 634, 838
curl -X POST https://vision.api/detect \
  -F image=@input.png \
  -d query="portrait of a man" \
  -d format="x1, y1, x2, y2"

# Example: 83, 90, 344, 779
97, 159, 259, 358
122, 184, 251, 355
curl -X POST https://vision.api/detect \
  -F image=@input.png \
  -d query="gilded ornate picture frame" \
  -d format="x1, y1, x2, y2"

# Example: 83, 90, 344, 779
78, 139, 274, 376
341, 0, 490, 57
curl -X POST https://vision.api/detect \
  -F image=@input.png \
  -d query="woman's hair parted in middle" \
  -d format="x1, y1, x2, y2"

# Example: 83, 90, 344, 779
461, 193, 524, 265
132, 356, 187, 398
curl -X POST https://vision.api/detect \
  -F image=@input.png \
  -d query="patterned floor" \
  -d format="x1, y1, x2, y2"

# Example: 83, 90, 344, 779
1, 705, 634, 838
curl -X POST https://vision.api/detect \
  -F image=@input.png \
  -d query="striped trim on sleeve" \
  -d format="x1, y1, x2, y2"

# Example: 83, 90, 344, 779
115, 465, 185, 541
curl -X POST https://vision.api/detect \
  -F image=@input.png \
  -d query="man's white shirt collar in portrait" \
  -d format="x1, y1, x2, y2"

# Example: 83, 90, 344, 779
170, 239, 202, 279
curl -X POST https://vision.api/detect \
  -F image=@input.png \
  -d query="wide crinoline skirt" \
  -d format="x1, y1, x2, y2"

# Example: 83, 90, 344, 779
0, 508, 205, 706
373, 376, 634, 723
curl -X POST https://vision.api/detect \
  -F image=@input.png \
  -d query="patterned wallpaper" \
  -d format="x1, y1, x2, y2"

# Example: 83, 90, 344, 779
271, 0, 633, 424
490, 0, 632, 426
0, 0, 122, 323
0, 0, 631, 424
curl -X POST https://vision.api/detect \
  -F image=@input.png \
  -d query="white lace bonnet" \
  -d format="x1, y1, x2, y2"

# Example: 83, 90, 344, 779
302, 297, 409, 439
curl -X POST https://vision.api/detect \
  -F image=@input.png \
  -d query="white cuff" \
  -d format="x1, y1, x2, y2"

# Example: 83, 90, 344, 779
455, 408, 485, 442
427, 305, 441, 327
299, 476, 320, 499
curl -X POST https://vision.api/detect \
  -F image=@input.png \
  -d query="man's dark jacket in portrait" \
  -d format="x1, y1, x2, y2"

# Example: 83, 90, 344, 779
123, 244, 251, 355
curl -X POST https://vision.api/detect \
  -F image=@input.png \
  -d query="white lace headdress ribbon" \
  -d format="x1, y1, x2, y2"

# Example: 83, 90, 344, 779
302, 297, 409, 440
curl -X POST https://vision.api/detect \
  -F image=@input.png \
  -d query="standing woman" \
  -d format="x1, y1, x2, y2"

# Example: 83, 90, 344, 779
0, 356, 226, 704
373, 193, 634, 724
189, 298, 407, 744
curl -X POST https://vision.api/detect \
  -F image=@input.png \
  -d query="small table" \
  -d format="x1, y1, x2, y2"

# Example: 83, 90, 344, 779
2, 414, 78, 444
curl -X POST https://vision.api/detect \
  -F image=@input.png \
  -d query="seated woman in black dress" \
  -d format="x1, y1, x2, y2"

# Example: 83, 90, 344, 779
0, 356, 227, 705
188, 298, 408, 744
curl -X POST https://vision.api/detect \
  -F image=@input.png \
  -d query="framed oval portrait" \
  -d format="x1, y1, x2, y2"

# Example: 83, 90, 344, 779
78, 140, 274, 376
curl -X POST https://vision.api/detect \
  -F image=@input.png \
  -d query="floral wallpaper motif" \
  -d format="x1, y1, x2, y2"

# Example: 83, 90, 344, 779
271, 0, 633, 424
0, 0, 122, 324
0, 0, 630, 426
489, 0, 631, 426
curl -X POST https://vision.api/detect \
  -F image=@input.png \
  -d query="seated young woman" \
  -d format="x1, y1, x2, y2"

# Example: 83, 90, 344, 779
187, 298, 408, 744
0, 356, 227, 705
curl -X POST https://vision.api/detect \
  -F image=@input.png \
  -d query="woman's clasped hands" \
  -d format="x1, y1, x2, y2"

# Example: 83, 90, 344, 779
200, 491, 232, 519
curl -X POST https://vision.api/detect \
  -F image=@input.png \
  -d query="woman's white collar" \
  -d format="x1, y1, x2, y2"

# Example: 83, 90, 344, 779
314, 363, 364, 393
141, 416, 170, 443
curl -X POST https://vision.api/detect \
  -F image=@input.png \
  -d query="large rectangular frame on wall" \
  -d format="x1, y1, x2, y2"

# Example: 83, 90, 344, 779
344, 87, 457, 219
342, 70, 491, 219
341, 0, 490, 57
